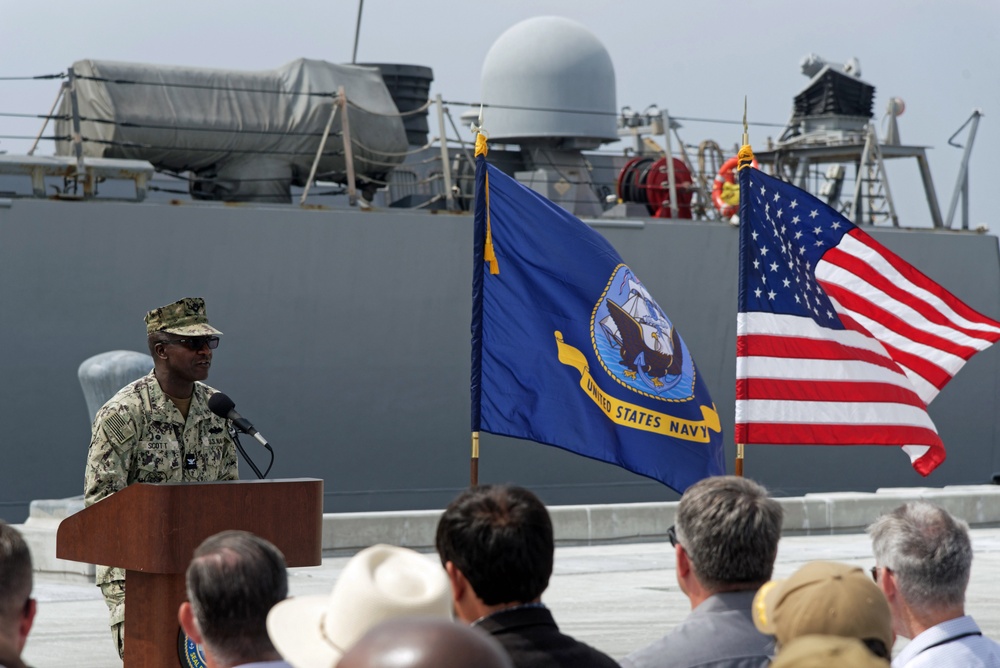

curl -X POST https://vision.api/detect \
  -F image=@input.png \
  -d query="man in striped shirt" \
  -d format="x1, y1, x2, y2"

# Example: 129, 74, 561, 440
868, 501, 1000, 667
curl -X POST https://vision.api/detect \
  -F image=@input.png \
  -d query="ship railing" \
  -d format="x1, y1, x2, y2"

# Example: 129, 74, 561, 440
752, 126, 951, 229
0, 68, 788, 212
944, 109, 983, 231
0, 69, 984, 226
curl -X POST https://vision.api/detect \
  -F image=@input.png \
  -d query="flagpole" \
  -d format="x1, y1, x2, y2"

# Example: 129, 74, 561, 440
471, 432, 480, 486
735, 97, 750, 478
470, 109, 491, 490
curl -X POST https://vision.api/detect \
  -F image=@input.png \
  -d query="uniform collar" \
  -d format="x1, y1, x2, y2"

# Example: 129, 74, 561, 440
142, 370, 206, 423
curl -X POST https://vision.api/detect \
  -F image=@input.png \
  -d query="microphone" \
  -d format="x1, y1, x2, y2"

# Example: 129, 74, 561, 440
208, 392, 270, 448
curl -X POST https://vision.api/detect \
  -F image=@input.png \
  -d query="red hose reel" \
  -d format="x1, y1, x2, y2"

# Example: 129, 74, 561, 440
615, 156, 693, 219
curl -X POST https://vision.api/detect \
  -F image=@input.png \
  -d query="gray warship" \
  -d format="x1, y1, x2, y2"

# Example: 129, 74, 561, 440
0, 16, 995, 522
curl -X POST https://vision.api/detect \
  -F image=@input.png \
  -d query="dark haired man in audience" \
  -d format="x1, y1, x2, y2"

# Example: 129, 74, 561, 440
435, 484, 618, 668
0, 523, 35, 668
178, 530, 291, 668
868, 501, 1000, 667
621, 475, 783, 668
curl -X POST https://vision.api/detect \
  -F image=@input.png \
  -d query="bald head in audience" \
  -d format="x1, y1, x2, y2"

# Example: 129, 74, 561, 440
337, 618, 513, 668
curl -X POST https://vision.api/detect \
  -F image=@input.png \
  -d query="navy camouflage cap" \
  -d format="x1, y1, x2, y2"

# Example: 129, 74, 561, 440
144, 297, 223, 336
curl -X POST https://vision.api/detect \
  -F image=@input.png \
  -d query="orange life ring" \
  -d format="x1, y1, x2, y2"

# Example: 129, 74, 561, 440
711, 156, 758, 219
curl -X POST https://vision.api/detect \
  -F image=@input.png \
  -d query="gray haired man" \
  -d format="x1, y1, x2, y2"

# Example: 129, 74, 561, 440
621, 475, 783, 668
868, 501, 1000, 667
178, 531, 291, 668
0, 522, 35, 668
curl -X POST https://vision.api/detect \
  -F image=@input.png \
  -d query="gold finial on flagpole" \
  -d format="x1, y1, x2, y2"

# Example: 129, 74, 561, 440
472, 103, 489, 156
738, 97, 755, 170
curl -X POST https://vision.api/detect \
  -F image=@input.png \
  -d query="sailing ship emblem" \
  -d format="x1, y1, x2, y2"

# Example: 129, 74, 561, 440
592, 265, 697, 401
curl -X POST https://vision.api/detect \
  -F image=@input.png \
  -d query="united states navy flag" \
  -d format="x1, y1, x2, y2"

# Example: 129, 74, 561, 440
470, 137, 725, 493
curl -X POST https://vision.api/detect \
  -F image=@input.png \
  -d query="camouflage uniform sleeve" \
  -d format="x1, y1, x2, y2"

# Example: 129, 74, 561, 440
84, 402, 140, 586
84, 406, 136, 507
220, 427, 240, 480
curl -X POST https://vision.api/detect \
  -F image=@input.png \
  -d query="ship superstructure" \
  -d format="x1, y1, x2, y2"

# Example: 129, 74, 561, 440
0, 17, 994, 522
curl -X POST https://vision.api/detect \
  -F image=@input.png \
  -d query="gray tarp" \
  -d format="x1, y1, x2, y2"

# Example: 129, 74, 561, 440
55, 58, 408, 192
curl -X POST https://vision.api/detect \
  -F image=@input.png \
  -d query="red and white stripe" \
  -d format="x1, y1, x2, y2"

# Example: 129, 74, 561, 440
737, 228, 1000, 476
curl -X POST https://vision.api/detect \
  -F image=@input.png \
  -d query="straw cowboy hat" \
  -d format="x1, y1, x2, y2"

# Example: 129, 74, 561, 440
266, 544, 452, 667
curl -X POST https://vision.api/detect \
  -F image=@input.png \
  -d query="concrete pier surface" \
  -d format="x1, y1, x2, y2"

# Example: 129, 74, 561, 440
19, 525, 1000, 667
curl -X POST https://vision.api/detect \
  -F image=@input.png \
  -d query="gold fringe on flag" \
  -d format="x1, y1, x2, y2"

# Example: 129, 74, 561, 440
476, 132, 499, 275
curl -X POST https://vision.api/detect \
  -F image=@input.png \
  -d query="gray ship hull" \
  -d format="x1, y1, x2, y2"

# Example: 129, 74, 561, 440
1, 197, 998, 522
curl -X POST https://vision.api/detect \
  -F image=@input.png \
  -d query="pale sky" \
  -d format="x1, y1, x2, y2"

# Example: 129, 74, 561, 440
1, 0, 997, 230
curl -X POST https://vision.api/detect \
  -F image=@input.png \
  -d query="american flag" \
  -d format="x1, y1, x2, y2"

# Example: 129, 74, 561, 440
736, 164, 1000, 475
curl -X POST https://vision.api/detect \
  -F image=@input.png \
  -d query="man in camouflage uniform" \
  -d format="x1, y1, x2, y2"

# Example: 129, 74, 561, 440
84, 297, 239, 659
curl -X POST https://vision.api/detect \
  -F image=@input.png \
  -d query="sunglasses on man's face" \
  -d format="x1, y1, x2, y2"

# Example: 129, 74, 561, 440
162, 336, 220, 351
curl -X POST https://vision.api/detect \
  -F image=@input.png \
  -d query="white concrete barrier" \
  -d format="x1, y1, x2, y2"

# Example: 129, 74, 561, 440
319, 484, 1000, 555
17, 484, 1000, 570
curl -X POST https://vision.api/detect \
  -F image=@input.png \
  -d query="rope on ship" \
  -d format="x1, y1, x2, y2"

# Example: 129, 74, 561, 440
0, 133, 68, 142
76, 115, 343, 139
440, 99, 788, 128
442, 107, 477, 171
79, 135, 346, 158
0, 111, 68, 120
0, 72, 65, 81
347, 136, 436, 157
72, 72, 340, 98
345, 97, 433, 117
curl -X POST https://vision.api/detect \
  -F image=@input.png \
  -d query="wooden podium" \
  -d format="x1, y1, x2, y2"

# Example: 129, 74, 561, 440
57, 478, 323, 668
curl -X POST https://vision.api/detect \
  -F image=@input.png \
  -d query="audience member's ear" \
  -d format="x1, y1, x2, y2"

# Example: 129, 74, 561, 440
18, 598, 36, 650
178, 602, 204, 645
444, 561, 468, 600
878, 569, 898, 602
675, 544, 692, 579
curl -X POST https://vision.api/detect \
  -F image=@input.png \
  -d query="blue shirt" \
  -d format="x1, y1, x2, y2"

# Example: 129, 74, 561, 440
892, 616, 1000, 667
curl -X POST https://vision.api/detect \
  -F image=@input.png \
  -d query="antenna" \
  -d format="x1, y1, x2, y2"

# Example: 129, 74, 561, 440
351, 0, 365, 64
742, 96, 749, 146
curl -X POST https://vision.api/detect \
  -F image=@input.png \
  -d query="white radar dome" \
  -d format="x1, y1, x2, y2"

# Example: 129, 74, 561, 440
481, 16, 617, 147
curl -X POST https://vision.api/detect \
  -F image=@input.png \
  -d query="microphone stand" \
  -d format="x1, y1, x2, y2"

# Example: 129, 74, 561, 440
230, 426, 274, 479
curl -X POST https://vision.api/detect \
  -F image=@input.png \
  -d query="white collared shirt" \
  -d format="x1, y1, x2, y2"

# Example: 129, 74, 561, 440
892, 615, 1000, 667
